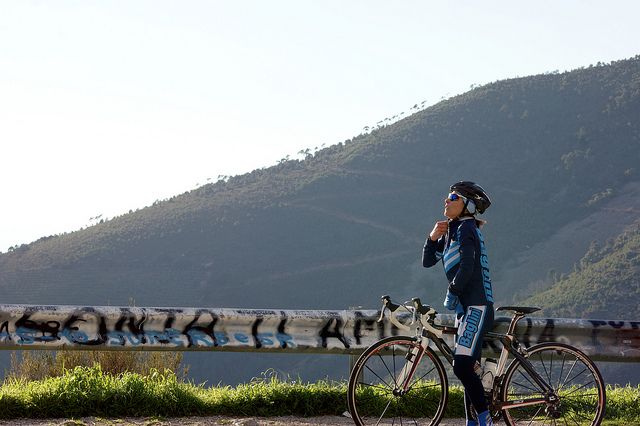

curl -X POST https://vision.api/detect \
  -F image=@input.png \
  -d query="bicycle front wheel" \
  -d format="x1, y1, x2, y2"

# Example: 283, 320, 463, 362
347, 336, 448, 426
500, 342, 606, 426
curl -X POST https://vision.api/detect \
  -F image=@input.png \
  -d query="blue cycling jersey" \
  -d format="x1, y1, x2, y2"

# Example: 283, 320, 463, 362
423, 218, 493, 307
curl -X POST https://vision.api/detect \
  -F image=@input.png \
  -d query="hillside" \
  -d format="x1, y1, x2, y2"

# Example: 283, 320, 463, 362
1, 55, 639, 384
522, 222, 640, 320
496, 180, 640, 304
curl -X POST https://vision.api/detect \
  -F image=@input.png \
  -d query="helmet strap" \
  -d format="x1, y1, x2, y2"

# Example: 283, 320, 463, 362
455, 199, 476, 221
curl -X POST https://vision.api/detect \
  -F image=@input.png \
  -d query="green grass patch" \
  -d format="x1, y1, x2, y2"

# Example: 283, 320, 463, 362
601, 384, 640, 424
0, 365, 199, 419
0, 365, 638, 422
0, 366, 353, 420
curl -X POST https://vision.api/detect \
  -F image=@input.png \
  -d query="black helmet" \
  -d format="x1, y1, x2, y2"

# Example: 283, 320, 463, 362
450, 181, 491, 215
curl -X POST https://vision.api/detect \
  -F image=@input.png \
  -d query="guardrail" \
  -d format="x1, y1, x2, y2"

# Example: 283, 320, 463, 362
0, 304, 638, 362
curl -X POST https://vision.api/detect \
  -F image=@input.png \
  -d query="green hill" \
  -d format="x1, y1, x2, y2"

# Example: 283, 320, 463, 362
522, 223, 640, 320
1, 55, 639, 384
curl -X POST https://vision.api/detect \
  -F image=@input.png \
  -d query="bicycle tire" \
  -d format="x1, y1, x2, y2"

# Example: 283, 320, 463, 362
347, 336, 448, 426
500, 342, 606, 426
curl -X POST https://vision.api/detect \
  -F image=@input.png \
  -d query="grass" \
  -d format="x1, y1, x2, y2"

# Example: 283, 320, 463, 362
0, 365, 638, 423
0, 366, 195, 419
0, 366, 350, 420
601, 384, 640, 424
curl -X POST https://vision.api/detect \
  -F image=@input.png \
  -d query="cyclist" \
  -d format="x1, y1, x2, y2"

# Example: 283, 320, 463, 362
422, 181, 494, 426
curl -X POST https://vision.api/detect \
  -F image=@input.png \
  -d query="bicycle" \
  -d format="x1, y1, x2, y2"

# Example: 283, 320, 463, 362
347, 295, 606, 426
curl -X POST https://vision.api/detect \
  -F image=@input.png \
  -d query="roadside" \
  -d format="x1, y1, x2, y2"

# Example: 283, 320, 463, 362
0, 416, 466, 425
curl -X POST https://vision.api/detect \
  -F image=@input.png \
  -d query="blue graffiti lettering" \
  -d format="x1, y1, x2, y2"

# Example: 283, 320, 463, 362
257, 333, 274, 346
234, 333, 250, 343
214, 331, 228, 345
61, 328, 90, 343
165, 328, 183, 345
108, 331, 127, 345
16, 327, 36, 344
276, 333, 295, 348
186, 329, 214, 347
125, 333, 143, 345
145, 330, 166, 345
107, 331, 143, 345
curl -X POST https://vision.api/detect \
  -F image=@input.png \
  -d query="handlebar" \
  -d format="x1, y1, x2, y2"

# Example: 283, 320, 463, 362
378, 295, 442, 338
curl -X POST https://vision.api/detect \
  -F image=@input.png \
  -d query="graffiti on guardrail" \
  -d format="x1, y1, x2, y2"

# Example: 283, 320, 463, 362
0, 305, 381, 352
0, 304, 638, 362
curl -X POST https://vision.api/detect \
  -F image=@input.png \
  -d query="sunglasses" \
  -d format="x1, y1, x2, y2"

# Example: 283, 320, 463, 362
447, 192, 465, 201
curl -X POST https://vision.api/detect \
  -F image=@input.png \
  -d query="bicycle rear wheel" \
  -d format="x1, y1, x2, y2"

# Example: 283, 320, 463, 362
347, 336, 448, 426
500, 342, 606, 426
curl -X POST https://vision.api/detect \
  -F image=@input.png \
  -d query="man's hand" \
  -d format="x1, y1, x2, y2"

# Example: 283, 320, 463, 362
429, 221, 448, 241
443, 291, 459, 310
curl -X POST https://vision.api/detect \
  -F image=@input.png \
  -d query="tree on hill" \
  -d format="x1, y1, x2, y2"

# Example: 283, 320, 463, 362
521, 224, 640, 320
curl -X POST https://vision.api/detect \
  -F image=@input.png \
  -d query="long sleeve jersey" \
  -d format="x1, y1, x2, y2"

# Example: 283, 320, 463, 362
423, 218, 493, 307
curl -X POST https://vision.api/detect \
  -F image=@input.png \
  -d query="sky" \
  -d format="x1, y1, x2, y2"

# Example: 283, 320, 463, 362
1, 0, 639, 253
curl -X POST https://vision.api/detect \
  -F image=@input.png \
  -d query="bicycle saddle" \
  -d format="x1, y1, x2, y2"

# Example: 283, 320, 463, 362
496, 306, 541, 315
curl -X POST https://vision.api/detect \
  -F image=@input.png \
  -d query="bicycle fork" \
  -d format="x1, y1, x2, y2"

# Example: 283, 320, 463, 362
393, 339, 425, 395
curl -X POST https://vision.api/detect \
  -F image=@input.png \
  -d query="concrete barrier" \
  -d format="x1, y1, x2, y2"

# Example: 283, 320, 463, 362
0, 304, 638, 362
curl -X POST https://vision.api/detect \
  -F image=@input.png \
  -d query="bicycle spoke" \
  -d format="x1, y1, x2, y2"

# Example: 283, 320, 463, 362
512, 404, 544, 425
375, 350, 398, 387
364, 362, 394, 390
557, 356, 578, 389
405, 366, 439, 394
512, 368, 544, 393
562, 366, 590, 389
541, 350, 553, 386
413, 365, 437, 382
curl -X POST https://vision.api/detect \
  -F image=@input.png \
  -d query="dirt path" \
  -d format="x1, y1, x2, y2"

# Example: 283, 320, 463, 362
0, 416, 466, 425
